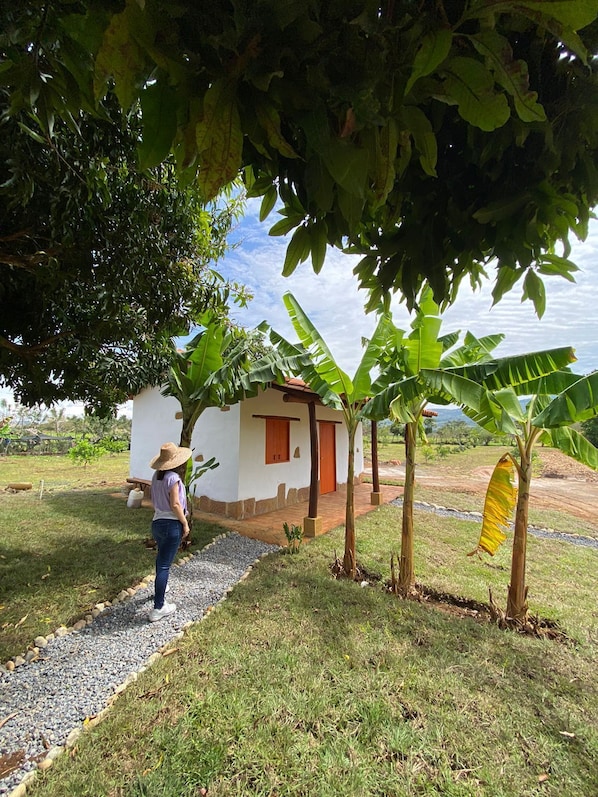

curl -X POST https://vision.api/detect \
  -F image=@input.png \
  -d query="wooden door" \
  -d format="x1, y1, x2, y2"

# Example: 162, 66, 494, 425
319, 421, 336, 494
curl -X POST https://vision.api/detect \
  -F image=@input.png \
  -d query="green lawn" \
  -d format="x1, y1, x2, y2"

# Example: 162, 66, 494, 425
0, 453, 228, 661
29, 508, 598, 797
3, 452, 597, 797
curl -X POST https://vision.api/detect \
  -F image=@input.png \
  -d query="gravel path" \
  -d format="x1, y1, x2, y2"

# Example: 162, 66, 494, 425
0, 533, 278, 796
391, 498, 598, 550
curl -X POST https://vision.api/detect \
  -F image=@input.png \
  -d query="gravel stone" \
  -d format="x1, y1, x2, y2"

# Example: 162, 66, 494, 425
390, 497, 598, 549
0, 533, 277, 795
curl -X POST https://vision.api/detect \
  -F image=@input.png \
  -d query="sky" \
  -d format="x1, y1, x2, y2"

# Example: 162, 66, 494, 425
2, 199, 597, 419
221, 198, 598, 377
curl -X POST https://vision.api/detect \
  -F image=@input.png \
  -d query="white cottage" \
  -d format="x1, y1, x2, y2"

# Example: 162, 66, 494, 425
129, 379, 364, 531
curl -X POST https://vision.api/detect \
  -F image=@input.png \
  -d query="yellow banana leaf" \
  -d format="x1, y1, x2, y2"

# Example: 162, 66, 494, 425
470, 454, 517, 556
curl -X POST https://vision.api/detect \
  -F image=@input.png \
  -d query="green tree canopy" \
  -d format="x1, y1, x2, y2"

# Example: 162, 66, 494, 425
2, 1, 597, 312
581, 414, 598, 447
0, 96, 247, 413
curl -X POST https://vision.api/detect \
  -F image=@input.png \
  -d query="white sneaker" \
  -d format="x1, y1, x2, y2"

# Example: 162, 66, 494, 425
148, 602, 177, 622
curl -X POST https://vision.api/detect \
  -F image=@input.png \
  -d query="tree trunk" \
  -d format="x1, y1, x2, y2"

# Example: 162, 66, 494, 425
179, 414, 194, 449
371, 420, 380, 493
398, 421, 416, 594
178, 406, 203, 536
506, 449, 531, 621
343, 422, 357, 579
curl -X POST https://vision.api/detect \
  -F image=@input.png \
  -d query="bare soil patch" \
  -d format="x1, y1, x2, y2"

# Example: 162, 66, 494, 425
376, 448, 598, 524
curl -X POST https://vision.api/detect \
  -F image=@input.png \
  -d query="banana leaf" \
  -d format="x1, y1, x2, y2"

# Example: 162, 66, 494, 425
470, 454, 517, 557
533, 371, 598, 428
542, 426, 598, 470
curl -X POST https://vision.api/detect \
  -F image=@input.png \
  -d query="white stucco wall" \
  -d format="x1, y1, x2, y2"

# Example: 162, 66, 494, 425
130, 385, 364, 508
189, 403, 241, 502
237, 389, 311, 502
129, 387, 241, 502
236, 389, 364, 503
129, 387, 182, 481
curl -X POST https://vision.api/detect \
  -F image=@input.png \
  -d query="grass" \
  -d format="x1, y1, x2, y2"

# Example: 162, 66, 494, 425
0, 453, 228, 661
3, 452, 598, 797
28, 507, 598, 797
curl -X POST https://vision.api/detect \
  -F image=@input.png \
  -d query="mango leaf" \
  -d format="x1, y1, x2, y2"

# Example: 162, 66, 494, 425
471, 31, 546, 123
542, 426, 598, 470
472, 1, 598, 30
442, 56, 510, 131
268, 212, 303, 237
372, 120, 398, 206
537, 254, 579, 282
522, 269, 546, 318
196, 79, 243, 200
492, 265, 526, 305
471, 454, 517, 556
255, 98, 298, 159
282, 225, 311, 276
94, 5, 145, 108
138, 81, 178, 170
405, 28, 453, 95
259, 186, 278, 221
539, 16, 589, 64
337, 185, 365, 230
308, 221, 328, 274
402, 106, 437, 177
17, 122, 47, 145
533, 371, 598, 428
473, 194, 530, 224
322, 140, 370, 198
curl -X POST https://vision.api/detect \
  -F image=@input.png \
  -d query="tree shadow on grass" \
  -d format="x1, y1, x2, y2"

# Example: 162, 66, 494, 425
0, 489, 225, 610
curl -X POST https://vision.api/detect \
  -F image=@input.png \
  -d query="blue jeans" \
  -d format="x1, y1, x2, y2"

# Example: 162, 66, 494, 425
152, 518, 182, 609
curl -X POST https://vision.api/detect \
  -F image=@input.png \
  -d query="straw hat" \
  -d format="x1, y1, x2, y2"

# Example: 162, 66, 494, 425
149, 442, 192, 470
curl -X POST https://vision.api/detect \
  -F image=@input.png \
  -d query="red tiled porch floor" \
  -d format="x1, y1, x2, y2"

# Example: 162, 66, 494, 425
193, 481, 403, 546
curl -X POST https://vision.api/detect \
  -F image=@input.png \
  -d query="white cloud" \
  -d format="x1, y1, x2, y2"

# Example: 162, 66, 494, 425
222, 200, 598, 376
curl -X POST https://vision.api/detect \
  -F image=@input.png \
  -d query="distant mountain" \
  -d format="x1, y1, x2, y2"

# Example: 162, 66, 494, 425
427, 405, 475, 427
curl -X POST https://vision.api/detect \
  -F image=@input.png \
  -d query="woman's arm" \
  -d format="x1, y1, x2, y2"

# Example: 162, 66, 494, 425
169, 481, 190, 538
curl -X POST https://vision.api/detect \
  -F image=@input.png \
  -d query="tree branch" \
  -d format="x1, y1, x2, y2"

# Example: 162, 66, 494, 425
0, 333, 69, 356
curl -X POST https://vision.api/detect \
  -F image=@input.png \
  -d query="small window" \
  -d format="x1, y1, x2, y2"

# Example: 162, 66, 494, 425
265, 417, 290, 464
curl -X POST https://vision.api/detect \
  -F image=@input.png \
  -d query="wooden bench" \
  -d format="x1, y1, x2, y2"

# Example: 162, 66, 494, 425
126, 477, 152, 499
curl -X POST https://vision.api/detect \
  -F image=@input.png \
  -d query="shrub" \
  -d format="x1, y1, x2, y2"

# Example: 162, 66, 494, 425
68, 438, 107, 467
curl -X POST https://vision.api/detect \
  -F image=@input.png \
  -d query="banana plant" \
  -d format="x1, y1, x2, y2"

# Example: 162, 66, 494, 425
419, 359, 598, 622
164, 312, 288, 534
270, 292, 404, 579
363, 287, 504, 595
164, 312, 272, 448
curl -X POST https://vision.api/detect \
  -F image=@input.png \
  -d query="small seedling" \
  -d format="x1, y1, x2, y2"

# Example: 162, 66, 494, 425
283, 522, 303, 553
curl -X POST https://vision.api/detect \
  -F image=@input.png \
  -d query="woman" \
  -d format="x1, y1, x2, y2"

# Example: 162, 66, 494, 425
148, 442, 192, 622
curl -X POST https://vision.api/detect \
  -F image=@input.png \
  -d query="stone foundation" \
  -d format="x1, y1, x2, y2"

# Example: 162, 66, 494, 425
193, 483, 312, 520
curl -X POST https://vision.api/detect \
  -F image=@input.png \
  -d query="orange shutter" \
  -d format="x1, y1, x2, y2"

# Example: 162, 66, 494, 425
265, 418, 290, 463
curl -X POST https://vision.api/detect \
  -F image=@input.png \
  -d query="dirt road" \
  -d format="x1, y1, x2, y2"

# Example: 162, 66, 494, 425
373, 449, 598, 525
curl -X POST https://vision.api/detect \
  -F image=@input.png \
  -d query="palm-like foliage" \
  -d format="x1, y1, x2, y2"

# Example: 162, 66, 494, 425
363, 287, 504, 595
419, 359, 598, 621
270, 292, 403, 578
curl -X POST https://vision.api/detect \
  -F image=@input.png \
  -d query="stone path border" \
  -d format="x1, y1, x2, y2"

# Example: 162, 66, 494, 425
0, 533, 278, 797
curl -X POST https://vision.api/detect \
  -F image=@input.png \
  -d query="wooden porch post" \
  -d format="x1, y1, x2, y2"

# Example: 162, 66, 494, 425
370, 419, 383, 505
304, 400, 322, 536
